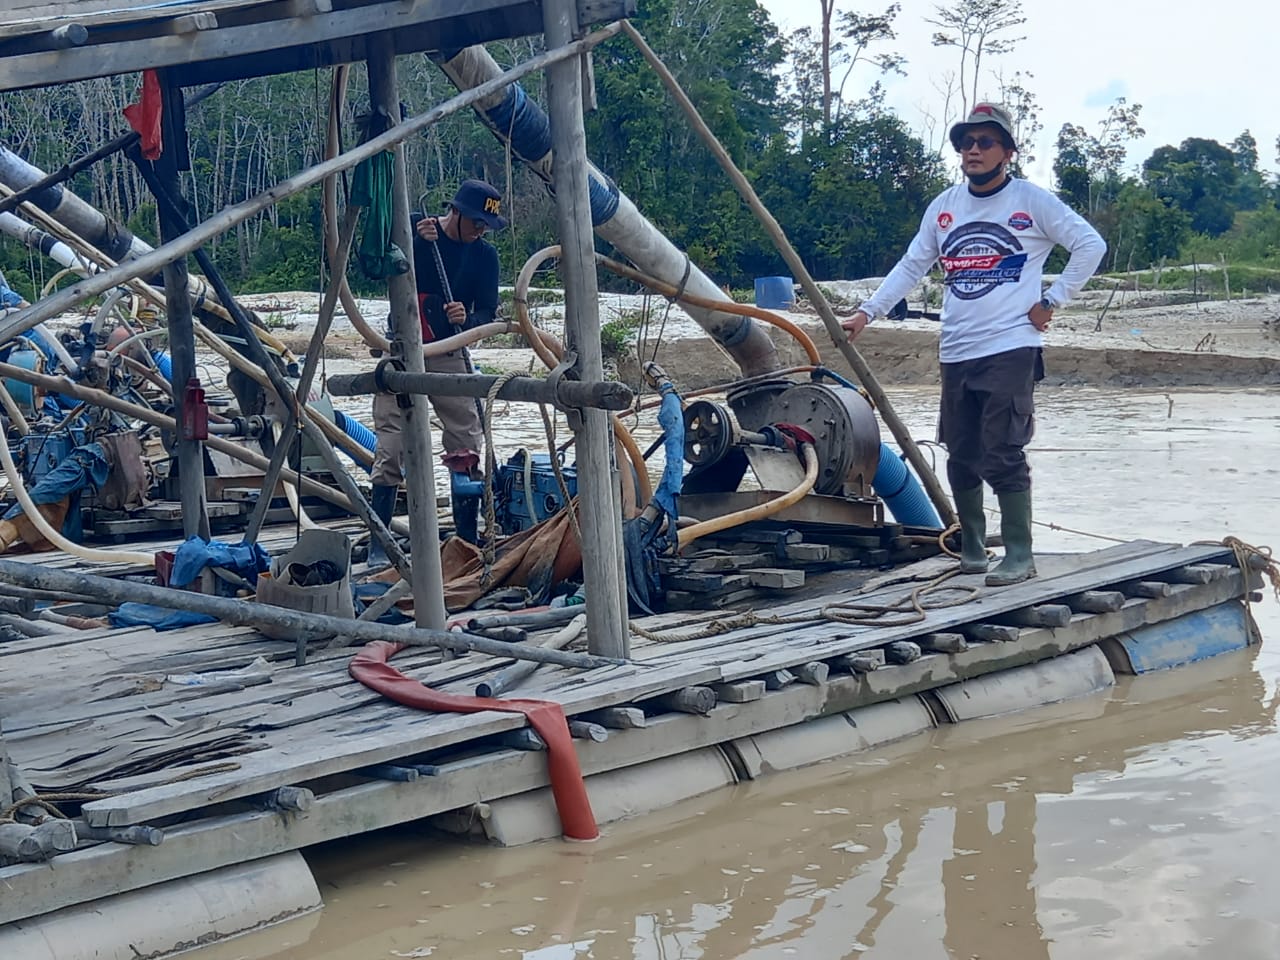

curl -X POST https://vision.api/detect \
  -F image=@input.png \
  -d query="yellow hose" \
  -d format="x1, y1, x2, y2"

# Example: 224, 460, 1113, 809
677, 443, 819, 550
274, 423, 319, 530
596, 254, 822, 365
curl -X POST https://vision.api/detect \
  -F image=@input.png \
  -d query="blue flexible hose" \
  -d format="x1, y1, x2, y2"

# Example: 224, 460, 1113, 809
873, 442, 942, 528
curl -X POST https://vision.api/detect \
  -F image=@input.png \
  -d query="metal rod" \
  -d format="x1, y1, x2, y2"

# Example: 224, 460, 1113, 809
368, 34, 447, 631
474, 614, 586, 697
0, 559, 624, 670
244, 202, 361, 544
325, 368, 633, 409
543, 0, 629, 659
621, 21, 956, 529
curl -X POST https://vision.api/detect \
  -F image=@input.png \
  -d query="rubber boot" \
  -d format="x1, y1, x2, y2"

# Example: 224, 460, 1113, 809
986, 489, 1037, 586
367, 483, 397, 569
953, 486, 989, 574
450, 472, 481, 545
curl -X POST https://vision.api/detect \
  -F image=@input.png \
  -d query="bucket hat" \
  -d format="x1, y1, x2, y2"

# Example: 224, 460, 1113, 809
949, 102, 1018, 152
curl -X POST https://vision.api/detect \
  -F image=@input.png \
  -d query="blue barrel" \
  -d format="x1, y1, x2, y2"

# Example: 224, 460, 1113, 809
754, 276, 795, 310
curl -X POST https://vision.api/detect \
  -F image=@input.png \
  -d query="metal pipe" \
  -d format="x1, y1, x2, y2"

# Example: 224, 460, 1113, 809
325, 368, 633, 410
474, 614, 586, 697
0, 559, 624, 669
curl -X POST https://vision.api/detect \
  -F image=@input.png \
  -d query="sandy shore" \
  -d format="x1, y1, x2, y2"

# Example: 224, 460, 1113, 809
252, 283, 1280, 392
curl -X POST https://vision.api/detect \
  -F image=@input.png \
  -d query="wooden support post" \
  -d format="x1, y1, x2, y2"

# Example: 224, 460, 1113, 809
265, 786, 315, 813
791, 661, 830, 685
359, 763, 421, 782
367, 34, 447, 631
884, 641, 922, 664
154, 77, 209, 541
833, 650, 885, 673
712, 679, 766, 703
543, 0, 629, 658
70, 820, 164, 846
651, 686, 717, 716
496, 729, 547, 752
960, 623, 1022, 643
763, 668, 796, 690
1122, 580, 1173, 599
585, 706, 646, 729
1165, 563, 1227, 585
1065, 590, 1127, 614
995, 604, 1074, 628
920, 632, 969, 654
567, 720, 608, 742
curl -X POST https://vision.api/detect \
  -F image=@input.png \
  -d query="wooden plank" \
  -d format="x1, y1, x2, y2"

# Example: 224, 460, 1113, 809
0, 569, 1249, 923
745, 568, 805, 589
712, 680, 766, 703
79, 659, 721, 826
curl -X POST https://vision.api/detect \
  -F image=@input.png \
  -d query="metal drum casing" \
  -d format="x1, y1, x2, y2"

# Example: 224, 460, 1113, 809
764, 382, 880, 495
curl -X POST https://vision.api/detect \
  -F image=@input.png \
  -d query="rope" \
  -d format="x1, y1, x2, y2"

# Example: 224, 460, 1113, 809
480, 371, 522, 586
1, 791, 111, 823
539, 402, 582, 549
629, 568, 978, 642
648, 255, 691, 365
1195, 536, 1280, 623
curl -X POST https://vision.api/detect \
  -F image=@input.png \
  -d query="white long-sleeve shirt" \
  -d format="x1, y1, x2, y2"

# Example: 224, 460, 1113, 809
859, 177, 1106, 363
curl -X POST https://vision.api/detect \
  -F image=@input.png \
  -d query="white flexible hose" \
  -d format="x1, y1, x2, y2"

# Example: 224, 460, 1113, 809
0, 431, 154, 565
273, 423, 319, 530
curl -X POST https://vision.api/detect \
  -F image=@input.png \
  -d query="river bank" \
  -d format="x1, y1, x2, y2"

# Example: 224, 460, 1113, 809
264, 285, 1280, 392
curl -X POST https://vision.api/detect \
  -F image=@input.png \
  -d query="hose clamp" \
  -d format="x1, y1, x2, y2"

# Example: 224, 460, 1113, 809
374, 357, 410, 409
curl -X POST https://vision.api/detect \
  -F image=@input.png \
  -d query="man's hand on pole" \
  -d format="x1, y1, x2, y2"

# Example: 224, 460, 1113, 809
416, 217, 440, 242
444, 301, 466, 326
841, 310, 870, 342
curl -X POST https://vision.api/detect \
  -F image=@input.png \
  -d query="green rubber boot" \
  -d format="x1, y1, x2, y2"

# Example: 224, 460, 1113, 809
953, 486, 989, 574
986, 489, 1037, 586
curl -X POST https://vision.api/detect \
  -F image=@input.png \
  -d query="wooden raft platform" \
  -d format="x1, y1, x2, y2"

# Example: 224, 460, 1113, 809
0, 538, 1259, 923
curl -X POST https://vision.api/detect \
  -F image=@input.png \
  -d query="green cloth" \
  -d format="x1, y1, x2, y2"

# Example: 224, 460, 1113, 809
351, 150, 408, 280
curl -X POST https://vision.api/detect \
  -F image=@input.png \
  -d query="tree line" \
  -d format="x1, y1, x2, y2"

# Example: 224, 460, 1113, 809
0, 0, 1277, 305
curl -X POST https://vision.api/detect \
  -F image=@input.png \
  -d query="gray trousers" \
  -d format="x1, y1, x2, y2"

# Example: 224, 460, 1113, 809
370, 348, 484, 487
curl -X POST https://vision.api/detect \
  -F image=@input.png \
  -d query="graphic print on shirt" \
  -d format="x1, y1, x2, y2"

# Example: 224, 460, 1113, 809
938, 221, 1028, 300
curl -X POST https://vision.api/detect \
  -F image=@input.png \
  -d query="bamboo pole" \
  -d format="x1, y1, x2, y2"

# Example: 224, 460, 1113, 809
0, 22, 625, 349
621, 21, 956, 528
367, 34, 447, 632
544, 0, 629, 658
245, 203, 361, 544
0, 559, 624, 670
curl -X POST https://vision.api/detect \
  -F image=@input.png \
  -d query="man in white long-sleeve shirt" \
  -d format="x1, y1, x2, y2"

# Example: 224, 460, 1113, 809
842, 102, 1106, 585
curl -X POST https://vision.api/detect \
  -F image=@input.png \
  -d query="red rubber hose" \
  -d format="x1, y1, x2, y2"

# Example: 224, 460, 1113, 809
349, 641, 599, 841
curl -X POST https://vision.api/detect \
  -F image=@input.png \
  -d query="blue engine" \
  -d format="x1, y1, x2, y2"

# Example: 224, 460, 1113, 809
494, 451, 577, 534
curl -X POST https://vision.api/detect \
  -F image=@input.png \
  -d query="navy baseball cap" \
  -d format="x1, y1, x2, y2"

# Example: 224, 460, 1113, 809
450, 179, 508, 230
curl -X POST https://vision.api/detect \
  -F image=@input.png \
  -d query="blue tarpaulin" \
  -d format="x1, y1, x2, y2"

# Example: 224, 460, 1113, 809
169, 536, 270, 588
108, 603, 217, 631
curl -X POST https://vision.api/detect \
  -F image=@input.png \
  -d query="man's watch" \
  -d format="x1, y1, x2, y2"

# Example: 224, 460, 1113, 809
1038, 296, 1054, 311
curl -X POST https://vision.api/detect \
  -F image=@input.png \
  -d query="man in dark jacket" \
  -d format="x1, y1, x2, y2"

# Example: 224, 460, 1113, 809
369, 179, 506, 561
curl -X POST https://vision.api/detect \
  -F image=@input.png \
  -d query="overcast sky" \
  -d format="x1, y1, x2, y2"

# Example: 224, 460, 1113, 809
756, 0, 1273, 186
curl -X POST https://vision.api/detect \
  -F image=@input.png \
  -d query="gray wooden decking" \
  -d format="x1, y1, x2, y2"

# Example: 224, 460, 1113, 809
0, 537, 1257, 924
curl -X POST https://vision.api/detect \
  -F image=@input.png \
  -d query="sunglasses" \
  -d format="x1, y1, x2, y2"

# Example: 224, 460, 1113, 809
467, 217, 489, 232
958, 135, 1003, 152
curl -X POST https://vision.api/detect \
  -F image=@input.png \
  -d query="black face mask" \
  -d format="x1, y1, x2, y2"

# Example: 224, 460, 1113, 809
966, 162, 1005, 187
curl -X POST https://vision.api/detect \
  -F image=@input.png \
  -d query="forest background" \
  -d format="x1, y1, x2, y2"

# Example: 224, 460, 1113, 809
1, 0, 1277, 304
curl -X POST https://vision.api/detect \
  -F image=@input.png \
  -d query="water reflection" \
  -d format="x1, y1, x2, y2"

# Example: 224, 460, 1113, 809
200, 644, 1276, 960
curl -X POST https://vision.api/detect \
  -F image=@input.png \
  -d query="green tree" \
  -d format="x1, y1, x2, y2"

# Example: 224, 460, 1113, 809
1143, 137, 1241, 236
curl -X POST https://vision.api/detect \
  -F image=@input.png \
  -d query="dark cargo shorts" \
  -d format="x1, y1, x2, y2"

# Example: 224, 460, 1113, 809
938, 346, 1044, 493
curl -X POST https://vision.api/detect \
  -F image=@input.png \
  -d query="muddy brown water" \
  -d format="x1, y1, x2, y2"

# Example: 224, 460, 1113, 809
198, 387, 1280, 960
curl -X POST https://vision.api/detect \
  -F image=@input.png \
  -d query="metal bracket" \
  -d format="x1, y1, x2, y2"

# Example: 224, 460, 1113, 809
546, 349, 583, 431
374, 356, 410, 409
